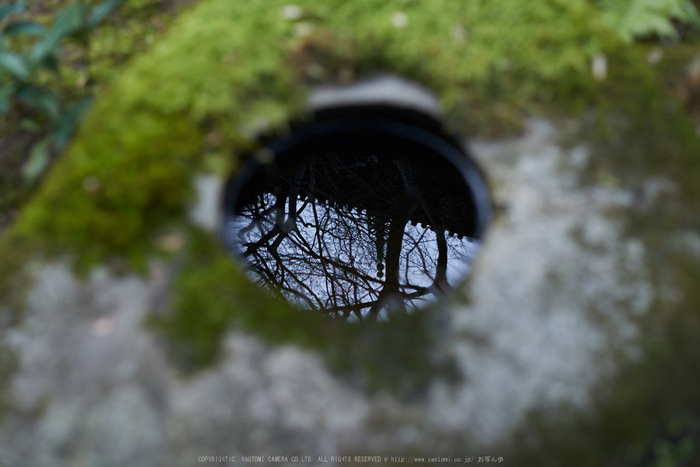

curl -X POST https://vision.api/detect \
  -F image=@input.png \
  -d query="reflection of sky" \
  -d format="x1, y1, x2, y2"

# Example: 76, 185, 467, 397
227, 191, 480, 319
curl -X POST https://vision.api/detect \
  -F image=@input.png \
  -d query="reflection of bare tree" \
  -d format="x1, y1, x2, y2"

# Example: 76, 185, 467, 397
225, 136, 481, 320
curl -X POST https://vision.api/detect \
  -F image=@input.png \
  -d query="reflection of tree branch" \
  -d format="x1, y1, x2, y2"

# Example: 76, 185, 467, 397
250, 247, 323, 309
403, 227, 430, 285
230, 147, 478, 319
310, 195, 334, 301
285, 232, 380, 291
322, 283, 434, 320
241, 191, 441, 316
329, 286, 433, 312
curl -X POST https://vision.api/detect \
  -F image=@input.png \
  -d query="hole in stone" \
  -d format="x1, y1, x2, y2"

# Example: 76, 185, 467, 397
222, 106, 490, 321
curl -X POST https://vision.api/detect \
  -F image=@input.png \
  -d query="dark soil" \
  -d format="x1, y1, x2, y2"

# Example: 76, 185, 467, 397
0, 130, 40, 235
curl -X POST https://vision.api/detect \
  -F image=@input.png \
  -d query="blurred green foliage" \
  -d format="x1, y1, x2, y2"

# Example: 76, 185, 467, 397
0, 0, 123, 184
647, 413, 700, 466
599, 0, 700, 42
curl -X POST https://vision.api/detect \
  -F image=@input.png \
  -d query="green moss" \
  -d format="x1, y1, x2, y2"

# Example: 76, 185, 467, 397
0, 0, 691, 397
0, 345, 18, 427
498, 38, 700, 466
86, 0, 197, 85
285, 0, 617, 135
1, 0, 628, 277
2, 0, 627, 271
0, 229, 42, 320
11, 110, 202, 271
0, 0, 195, 242
584, 50, 700, 188
150, 229, 456, 396
505, 252, 700, 466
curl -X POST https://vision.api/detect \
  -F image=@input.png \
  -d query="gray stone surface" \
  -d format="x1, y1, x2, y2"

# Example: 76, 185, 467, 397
0, 117, 661, 465
428, 120, 652, 443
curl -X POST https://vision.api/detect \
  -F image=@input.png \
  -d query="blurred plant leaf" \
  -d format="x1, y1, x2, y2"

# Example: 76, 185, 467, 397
2, 21, 46, 37
29, 2, 88, 65
0, 51, 30, 80
89, 0, 123, 28
601, 0, 700, 43
0, 0, 125, 192
28, 29, 64, 66
0, 84, 16, 114
18, 117, 42, 133
52, 96, 92, 150
0, 1, 26, 23
16, 85, 61, 120
53, 1, 89, 34
22, 137, 52, 186
38, 54, 60, 74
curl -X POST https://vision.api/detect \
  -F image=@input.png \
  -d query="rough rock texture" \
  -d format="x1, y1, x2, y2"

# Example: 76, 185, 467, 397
428, 120, 653, 444
2, 1, 700, 466
0, 118, 671, 465
1, 262, 370, 466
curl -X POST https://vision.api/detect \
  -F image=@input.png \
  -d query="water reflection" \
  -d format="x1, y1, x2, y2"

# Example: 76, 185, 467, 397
223, 121, 487, 320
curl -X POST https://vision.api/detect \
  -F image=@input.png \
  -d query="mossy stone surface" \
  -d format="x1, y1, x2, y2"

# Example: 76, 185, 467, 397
1, 0, 623, 383
1, 0, 700, 465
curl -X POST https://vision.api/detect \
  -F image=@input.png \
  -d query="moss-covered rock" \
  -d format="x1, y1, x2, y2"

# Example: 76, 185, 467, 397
1, 0, 623, 384
5, 0, 619, 266
1, 0, 700, 465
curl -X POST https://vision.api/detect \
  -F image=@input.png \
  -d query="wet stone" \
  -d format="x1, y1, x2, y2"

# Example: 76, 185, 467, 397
222, 113, 490, 320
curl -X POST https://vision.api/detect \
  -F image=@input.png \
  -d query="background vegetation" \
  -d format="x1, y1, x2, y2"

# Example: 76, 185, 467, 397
0, 0, 193, 233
